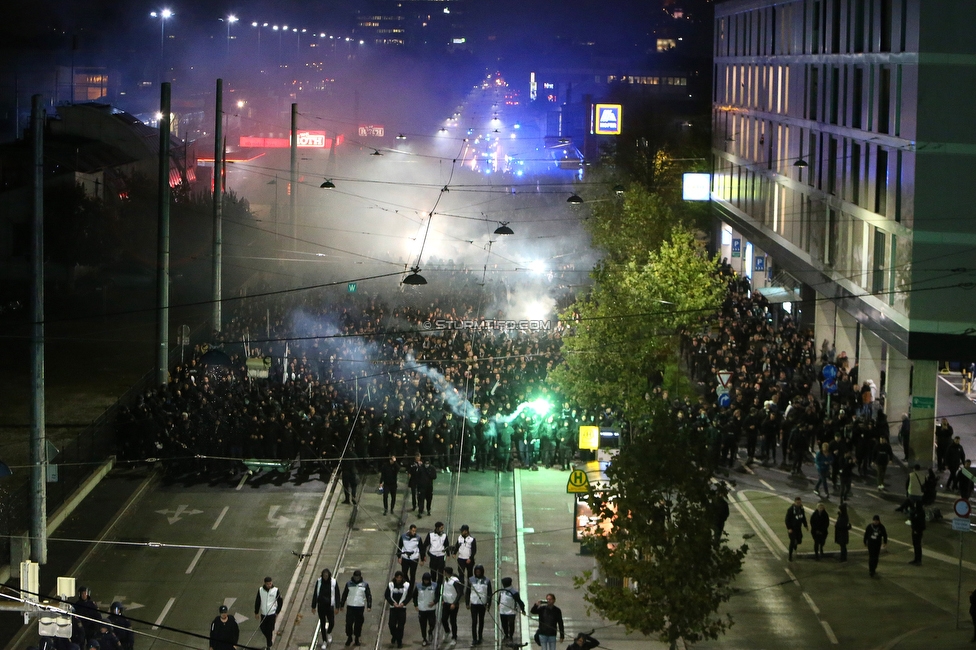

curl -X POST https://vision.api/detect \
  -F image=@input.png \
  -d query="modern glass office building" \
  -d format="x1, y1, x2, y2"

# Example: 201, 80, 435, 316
710, 0, 976, 455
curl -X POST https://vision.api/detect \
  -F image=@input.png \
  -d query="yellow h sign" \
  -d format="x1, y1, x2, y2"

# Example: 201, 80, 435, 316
567, 469, 590, 494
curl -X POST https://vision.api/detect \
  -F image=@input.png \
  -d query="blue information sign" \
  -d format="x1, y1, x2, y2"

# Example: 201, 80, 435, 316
731, 238, 741, 257
755, 256, 766, 272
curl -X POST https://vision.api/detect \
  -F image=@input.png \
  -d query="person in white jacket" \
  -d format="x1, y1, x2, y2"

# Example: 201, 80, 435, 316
311, 568, 340, 647
254, 577, 283, 650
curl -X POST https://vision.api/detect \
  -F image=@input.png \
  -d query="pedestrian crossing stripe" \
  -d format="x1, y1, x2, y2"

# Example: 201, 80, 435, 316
567, 469, 590, 494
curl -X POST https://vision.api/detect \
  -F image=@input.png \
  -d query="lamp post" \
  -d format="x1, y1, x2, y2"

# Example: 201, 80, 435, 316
225, 15, 238, 57
150, 9, 173, 82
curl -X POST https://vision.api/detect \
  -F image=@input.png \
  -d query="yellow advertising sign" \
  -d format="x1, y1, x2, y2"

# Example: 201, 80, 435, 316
579, 425, 600, 451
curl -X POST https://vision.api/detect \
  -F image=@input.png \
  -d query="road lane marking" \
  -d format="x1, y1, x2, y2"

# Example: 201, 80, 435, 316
730, 494, 780, 560
784, 568, 800, 587
514, 467, 531, 647
737, 492, 788, 555
821, 621, 839, 644
236, 473, 249, 490
152, 597, 176, 630
186, 548, 205, 574
802, 591, 820, 615
213, 505, 229, 530
759, 480, 776, 491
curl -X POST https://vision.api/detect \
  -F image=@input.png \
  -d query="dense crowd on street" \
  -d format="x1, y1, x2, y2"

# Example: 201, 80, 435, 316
679, 262, 971, 506
113, 271, 611, 480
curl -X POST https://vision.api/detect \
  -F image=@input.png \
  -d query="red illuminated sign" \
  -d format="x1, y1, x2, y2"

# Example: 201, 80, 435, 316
239, 131, 342, 149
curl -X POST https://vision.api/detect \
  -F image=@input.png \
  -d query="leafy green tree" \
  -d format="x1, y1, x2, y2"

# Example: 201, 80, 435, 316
551, 228, 724, 417
575, 401, 746, 649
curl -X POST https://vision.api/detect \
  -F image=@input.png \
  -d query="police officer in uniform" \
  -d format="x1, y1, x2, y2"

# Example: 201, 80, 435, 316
108, 602, 134, 650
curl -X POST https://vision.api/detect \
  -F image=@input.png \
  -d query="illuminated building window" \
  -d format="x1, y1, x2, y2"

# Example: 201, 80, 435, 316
657, 38, 677, 52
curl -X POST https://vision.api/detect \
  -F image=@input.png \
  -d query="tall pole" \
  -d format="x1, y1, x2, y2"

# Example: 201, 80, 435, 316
290, 102, 298, 246
156, 83, 172, 386
212, 79, 223, 333
30, 94, 47, 564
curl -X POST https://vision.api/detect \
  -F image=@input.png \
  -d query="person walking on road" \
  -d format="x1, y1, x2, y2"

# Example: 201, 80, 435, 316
898, 414, 911, 461
834, 503, 852, 561
255, 577, 283, 650
530, 593, 564, 650
467, 564, 492, 646
875, 436, 893, 490
408, 454, 424, 511
379, 456, 400, 515
496, 577, 526, 643
384, 571, 411, 649
210, 605, 239, 650
909, 502, 926, 565
416, 458, 436, 516
863, 515, 889, 577
312, 568, 340, 647
339, 570, 372, 647
455, 525, 477, 585
810, 503, 829, 559
785, 497, 808, 561
440, 567, 464, 643
413, 572, 440, 647
421, 521, 449, 582
398, 524, 422, 588
813, 443, 832, 499
947, 437, 966, 491
341, 457, 359, 505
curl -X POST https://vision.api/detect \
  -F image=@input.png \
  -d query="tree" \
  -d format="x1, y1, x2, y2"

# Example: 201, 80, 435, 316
551, 228, 724, 417
574, 402, 747, 649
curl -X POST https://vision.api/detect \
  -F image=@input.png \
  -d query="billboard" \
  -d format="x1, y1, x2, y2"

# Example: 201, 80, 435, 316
593, 104, 622, 135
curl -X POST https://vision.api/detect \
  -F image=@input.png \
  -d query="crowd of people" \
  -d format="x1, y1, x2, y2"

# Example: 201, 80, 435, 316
113, 273, 613, 482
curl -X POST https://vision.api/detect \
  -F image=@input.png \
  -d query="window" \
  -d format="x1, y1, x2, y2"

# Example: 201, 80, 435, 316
872, 228, 886, 294
830, 66, 840, 124
851, 143, 861, 205
656, 38, 676, 52
853, 0, 865, 53
880, 0, 892, 52
808, 66, 819, 120
826, 208, 838, 266
878, 66, 891, 134
875, 148, 888, 216
852, 67, 863, 129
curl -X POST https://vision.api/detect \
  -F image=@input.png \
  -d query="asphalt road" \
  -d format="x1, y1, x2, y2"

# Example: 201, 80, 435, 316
8, 445, 976, 650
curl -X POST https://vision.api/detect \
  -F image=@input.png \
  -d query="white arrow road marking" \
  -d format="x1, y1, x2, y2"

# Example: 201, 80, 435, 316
156, 504, 204, 524
268, 505, 291, 528
152, 597, 176, 630
111, 596, 144, 611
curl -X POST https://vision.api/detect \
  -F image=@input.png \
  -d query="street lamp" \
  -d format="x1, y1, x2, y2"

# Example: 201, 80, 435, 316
225, 15, 238, 56
150, 9, 173, 81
